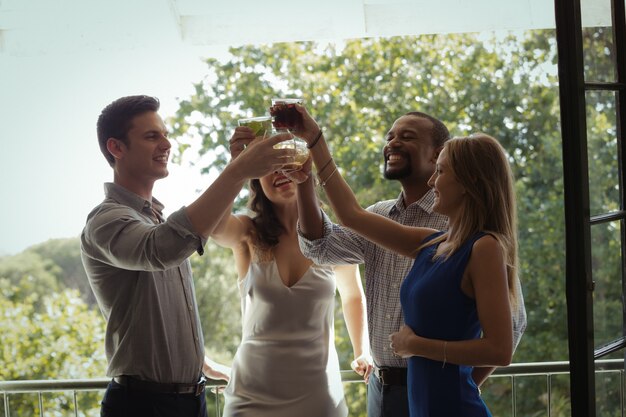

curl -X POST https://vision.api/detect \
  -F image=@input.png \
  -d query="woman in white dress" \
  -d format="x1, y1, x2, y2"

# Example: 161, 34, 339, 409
212, 127, 372, 417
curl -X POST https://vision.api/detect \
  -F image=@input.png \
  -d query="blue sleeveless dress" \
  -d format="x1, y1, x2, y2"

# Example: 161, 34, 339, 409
400, 231, 491, 417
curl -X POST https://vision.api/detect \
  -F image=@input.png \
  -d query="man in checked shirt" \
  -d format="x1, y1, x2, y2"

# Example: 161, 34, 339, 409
298, 111, 527, 417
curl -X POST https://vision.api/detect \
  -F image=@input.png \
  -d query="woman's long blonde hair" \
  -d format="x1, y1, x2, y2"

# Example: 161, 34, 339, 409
420, 133, 520, 311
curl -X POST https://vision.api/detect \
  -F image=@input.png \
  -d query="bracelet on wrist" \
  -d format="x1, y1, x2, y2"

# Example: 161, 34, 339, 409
319, 166, 338, 187
317, 157, 334, 178
307, 129, 323, 149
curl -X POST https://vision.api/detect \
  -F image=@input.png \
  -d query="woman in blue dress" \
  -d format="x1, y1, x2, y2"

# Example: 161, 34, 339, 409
289, 107, 520, 417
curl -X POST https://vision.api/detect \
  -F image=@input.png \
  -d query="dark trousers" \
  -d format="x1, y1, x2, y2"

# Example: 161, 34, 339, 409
100, 380, 208, 417
367, 372, 410, 417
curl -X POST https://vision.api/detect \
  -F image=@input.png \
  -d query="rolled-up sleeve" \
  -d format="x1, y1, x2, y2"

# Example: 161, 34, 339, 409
82, 204, 205, 271
297, 210, 366, 265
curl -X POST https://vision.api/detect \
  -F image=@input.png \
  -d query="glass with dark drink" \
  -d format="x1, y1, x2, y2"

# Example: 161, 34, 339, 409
270, 98, 304, 130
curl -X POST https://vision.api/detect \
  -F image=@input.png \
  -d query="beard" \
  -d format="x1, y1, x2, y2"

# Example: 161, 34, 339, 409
384, 160, 412, 180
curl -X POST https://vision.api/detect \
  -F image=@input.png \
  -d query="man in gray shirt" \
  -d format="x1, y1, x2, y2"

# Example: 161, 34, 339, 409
298, 111, 527, 417
81, 95, 294, 417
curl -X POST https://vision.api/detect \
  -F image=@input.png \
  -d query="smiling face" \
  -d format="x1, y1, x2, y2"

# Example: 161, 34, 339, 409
427, 148, 466, 217
112, 111, 171, 186
383, 115, 439, 183
258, 171, 297, 205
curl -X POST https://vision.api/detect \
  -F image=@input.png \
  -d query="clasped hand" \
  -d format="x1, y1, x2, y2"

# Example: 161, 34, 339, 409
350, 353, 374, 383
389, 325, 417, 358
202, 356, 231, 394
282, 155, 313, 184
228, 126, 296, 178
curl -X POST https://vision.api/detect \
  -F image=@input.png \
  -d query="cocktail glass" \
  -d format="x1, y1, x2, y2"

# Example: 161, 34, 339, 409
269, 98, 304, 131
270, 128, 310, 173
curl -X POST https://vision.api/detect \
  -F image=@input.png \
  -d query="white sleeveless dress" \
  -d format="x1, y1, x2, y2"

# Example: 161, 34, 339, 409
222, 258, 348, 417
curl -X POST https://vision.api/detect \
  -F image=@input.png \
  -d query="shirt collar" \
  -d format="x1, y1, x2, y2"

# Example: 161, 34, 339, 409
103, 182, 165, 215
389, 188, 437, 216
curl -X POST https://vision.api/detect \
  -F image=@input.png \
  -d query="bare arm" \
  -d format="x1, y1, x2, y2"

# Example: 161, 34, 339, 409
186, 131, 295, 238
210, 127, 258, 249
390, 235, 513, 367
472, 367, 495, 387
289, 158, 369, 265
293, 106, 435, 257
294, 158, 325, 240
202, 355, 231, 382
335, 264, 373, 381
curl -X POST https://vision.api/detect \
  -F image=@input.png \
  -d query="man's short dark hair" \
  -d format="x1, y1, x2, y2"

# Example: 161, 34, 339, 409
404, 111, 450, 148
97, 95, 160, 167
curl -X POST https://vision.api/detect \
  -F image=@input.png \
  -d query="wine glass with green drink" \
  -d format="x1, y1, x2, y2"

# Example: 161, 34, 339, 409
238, 116, 273, 137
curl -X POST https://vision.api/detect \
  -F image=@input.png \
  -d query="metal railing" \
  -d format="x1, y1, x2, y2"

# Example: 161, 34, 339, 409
1, 360, 623, 417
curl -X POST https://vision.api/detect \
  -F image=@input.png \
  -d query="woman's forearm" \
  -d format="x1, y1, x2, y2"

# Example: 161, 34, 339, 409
307, 134, 364, 229
335, 264, 371, 373
296, 169, 325, 240
342, 296, 370, 358
411, 336, 512, 368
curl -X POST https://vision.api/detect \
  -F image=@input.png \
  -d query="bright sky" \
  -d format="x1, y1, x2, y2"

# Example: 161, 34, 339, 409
0, 45, 228, 255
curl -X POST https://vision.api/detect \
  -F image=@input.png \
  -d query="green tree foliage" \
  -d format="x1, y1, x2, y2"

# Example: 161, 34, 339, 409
0, 241, 105, 416
0, 251, 60, 308
28, 238, 95, 306
0, 289, 106, 416
0, 238, 95, 307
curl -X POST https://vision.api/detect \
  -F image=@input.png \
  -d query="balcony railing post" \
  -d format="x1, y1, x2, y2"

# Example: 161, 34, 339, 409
73, 390, 78, 417
215, 391, 222, 417
38, 392, 43, 417
511, 375, 516, 417
622, 369, 625, 417
547, 374, 552, 417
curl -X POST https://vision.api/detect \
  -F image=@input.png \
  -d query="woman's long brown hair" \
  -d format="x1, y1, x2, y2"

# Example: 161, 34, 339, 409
247, 178, 285, 251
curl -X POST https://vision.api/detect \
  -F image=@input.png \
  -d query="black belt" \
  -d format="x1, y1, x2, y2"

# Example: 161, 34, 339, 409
113, 375, 206, 396
374, 366, 407, 386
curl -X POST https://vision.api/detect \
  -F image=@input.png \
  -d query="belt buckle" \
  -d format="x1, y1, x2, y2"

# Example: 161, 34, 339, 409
376, 367, 388, 385
195, 376, 206, 396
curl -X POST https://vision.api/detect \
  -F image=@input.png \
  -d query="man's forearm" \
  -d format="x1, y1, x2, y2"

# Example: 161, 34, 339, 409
186, 163, 247, 238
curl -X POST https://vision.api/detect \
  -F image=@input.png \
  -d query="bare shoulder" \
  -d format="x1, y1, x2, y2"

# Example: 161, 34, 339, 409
472, 234, 502, 254
213, 213, 256, 251
465, 234, 507, 296
231, 215, 255, 266
467, 234, 506, 277
468, 234, 504, 270
233, 214, 256, 246
233, 213, 255, 229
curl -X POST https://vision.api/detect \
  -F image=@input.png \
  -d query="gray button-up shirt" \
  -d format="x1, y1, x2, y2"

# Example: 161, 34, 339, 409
298, 189, 527, 368
81, 182, 206, 383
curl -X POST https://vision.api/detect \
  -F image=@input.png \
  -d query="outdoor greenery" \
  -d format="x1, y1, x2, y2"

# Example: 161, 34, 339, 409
1, 27, 623, 417
0, 243, 106, 416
